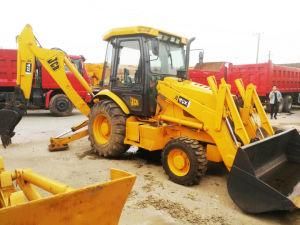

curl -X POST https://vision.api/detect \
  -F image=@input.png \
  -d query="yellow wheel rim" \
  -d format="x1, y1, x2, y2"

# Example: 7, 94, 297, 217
167, 148, 190, 176
93, 114, 111, 144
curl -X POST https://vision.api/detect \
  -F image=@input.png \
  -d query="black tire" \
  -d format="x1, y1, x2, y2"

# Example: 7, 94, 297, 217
278, 100, 284, 113
283, 95, 293, 112
49, 94, 73, 117
162, 137, 207, 186
88, 100, 128, 158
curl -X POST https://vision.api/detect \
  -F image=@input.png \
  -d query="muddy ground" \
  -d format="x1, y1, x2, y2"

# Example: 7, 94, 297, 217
1, 108, 300, 225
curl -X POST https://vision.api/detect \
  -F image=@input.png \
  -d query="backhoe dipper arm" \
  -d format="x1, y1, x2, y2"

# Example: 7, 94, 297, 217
6, 24, 94, 150
17, 24, 93, 117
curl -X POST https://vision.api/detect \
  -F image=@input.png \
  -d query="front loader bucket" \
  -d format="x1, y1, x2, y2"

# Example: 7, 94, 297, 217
228, 129, 300, 213
0, 109, 22, 148
0, 169, 136, 225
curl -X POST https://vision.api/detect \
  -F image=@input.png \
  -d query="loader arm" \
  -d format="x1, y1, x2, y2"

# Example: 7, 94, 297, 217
156, 77, 251, 169
234, 79, 274, 138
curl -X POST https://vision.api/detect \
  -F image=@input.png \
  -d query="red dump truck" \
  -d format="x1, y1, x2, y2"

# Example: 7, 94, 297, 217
189, 60, 300, 112
0, 49, 91, 116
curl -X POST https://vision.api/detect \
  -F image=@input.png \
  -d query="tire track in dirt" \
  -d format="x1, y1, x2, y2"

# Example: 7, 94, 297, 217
135, 195, 229, 225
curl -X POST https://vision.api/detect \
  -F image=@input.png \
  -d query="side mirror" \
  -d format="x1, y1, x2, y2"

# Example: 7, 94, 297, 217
189, 48, 204, 68
151, 38, 159, 56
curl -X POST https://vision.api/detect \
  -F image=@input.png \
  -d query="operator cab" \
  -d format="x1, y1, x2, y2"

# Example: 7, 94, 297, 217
100, 26, 188, 117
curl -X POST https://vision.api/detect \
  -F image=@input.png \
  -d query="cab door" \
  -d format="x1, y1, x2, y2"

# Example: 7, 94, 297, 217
110, 37, 145, 116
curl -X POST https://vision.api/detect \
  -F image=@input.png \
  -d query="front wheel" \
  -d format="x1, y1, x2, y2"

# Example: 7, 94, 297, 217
88, 100, 128, 158
162, 137, 207, 186
49, 94, 73, 117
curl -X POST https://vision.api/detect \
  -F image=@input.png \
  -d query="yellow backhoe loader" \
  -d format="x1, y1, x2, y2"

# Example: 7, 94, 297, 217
0, 156, 136, 225
85, 63, 104, 90
0, 24, 299, 213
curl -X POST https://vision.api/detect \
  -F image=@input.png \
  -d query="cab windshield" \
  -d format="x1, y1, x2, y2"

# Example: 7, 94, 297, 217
148, 39, 185, 76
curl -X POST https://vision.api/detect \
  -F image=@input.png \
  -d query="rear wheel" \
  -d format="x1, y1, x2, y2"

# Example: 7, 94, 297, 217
88, 100, 128, 157
49, 94, 73, 117
283, 95, 293, 112
162, 137, 207, 186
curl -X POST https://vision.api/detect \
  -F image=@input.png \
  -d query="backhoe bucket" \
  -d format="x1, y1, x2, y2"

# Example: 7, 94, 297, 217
0, 109, 22, 148
228, 129, 300, 213
0, 169, 136, 225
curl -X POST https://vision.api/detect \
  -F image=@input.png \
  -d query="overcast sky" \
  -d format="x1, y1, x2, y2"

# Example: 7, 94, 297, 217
1, 0, 300, 64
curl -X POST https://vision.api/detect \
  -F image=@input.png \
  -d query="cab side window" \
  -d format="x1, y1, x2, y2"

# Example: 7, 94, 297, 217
116, 40, 141, 87
102, 41, 113, 87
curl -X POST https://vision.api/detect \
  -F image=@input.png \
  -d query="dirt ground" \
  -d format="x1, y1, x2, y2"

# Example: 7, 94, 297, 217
1, 107, 300, 225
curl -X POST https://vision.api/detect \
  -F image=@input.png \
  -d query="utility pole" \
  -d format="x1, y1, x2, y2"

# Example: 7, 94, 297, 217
256, 33, 261, 64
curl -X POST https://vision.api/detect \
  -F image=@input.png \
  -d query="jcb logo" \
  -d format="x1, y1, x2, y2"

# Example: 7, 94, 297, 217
47, 57, 59, 71
130, 97, 139, 107
25, 63, 32, 74
176, 96, 190, 107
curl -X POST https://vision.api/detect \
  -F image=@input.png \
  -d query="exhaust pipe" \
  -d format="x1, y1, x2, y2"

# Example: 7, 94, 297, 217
185, 37, 196, 80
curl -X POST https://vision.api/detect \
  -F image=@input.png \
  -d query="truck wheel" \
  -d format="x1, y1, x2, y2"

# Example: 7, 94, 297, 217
88, 100, 128, 158
162, 137, 207, 186
283, 95, 293, 112
49, 94, 73, 117
278, 100, 284, 113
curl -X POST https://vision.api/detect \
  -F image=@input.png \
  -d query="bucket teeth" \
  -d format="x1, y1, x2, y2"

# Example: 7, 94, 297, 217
291, 196, 300, 208
0, 109, 22, 148
1, 135, 12, 148
288, 182, 300, 208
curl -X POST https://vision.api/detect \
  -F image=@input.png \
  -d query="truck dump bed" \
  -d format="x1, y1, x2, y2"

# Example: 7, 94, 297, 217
0, 49, 17, 87
229, 61, 300, 96
189, 61, 300, 97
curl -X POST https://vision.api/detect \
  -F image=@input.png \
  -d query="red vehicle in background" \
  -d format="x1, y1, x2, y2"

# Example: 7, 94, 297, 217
0, 49, 91, 116
189, 60, 300, 112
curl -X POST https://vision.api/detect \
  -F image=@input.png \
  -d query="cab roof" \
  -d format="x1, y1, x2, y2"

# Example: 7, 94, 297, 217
103, 26, 187, 44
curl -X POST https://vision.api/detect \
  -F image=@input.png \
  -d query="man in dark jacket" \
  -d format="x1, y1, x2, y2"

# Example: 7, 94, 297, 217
269, 85, 282, 119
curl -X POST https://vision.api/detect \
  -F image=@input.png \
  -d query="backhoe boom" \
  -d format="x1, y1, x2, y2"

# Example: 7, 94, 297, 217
17, 25, 93, 116
0, 24, 93, 147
